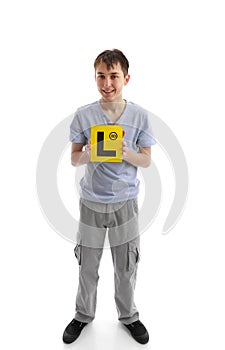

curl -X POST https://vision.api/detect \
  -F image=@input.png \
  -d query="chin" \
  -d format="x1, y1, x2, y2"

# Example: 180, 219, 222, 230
101, 96, 115, 102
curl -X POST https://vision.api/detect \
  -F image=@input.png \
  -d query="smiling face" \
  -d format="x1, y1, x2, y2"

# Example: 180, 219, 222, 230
95, 62, 130, 103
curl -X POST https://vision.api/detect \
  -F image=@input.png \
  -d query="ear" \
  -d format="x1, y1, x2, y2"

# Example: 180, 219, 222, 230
124, 74, 130, 86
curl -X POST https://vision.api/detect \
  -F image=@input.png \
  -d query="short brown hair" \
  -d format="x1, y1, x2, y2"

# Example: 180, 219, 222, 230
94, 49, 129, 77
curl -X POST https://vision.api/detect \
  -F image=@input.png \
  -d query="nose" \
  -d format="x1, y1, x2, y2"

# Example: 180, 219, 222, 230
104, 76, 112, 88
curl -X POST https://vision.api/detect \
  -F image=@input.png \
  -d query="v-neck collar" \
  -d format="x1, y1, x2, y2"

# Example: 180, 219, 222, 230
97, 100, 128, 124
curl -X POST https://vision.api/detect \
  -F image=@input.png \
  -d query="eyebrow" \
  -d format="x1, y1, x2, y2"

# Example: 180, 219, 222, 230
97, 72, 120, 75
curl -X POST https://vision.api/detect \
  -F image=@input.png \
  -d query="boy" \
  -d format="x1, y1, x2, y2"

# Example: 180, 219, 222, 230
63, 49, 156, 344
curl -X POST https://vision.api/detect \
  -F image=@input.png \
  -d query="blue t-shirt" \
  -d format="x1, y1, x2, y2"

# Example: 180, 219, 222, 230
70, 100, 156, 203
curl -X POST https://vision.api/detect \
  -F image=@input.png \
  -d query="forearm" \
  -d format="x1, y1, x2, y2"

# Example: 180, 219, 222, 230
71, 142, 151, 168
71, 149, 90, 166
123, 149, 151, 168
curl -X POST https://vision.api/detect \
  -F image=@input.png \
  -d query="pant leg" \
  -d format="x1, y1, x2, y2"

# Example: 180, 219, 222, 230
74, 199, 108, 322
74, 244, 104, 323
110, 235, 140, 324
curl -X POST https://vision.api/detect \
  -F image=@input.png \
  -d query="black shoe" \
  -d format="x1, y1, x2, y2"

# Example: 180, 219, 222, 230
63, 319, 88, 344
123, 320, 149, 344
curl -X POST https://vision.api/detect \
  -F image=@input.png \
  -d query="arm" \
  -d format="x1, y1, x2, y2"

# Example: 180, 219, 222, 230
71, 142, 90, 167
123, 141, 151, 168
71, 140, 151, 168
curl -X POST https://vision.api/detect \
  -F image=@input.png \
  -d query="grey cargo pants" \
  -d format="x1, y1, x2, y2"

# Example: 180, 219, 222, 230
74, 198, 140, 325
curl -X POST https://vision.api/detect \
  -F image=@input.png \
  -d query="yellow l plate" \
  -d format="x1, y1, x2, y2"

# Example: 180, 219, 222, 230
90, 125, 123, 162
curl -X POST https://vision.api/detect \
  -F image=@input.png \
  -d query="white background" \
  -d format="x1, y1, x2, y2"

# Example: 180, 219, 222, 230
1, 0, 225, 349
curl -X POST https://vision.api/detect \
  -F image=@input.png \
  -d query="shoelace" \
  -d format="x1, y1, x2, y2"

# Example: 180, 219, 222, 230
71, 319, 84, 327
129, 320, 142, 328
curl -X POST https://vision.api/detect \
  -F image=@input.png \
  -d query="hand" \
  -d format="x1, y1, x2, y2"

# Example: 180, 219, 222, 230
85, 139, 91, 158
122, 130, 128, 159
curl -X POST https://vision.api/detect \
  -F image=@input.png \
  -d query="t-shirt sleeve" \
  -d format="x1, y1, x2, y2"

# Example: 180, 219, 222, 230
136, 112, 156, 147
69, 112, 87, 144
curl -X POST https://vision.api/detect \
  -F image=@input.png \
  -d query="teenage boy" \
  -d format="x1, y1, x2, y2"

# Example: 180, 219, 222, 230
63, 49, 156, 345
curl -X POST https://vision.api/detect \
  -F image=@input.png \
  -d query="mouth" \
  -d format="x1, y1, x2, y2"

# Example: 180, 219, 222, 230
102, 89, 115, 95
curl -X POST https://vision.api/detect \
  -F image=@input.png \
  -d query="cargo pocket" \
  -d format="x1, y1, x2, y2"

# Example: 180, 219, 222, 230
127, 240, 140, 272
132, 198, 139, 214
74, 244, 82, 266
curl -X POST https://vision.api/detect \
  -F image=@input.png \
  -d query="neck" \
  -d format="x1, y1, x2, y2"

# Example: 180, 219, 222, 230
100, 99, 126, 113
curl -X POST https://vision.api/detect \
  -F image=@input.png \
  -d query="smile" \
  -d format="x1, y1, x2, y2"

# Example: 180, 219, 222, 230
102, 89, 115, 94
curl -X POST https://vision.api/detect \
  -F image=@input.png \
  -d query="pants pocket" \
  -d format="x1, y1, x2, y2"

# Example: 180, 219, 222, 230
74, 244, 82, 265
132, 198, 139, 214
127, 239, 140, 271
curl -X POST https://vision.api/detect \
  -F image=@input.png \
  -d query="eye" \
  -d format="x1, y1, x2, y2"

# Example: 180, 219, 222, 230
97, 75, 105, 79
111, 75, 119, 79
